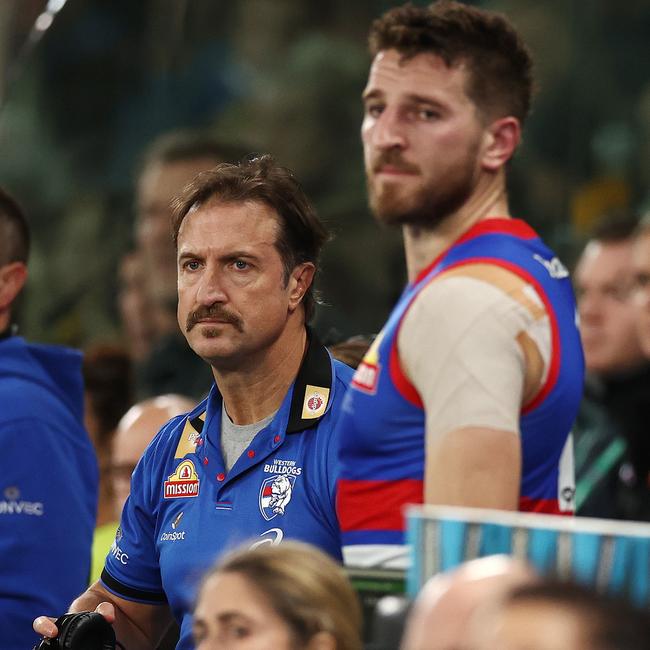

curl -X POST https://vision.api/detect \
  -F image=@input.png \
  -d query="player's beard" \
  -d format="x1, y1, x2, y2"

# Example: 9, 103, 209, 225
366, 143, 481, 230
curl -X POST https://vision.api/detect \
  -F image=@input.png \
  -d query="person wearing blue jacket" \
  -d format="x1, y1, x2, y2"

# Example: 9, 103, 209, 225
0, 188, 98, 650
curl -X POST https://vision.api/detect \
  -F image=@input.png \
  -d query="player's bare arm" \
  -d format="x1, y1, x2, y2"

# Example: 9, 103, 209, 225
399, 266, 550, 509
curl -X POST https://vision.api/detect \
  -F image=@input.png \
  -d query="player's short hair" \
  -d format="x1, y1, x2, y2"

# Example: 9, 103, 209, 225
589, 214, 639, 244
0, 187, 30, 266
172, 155, 329, 323
368, 1, 534, 124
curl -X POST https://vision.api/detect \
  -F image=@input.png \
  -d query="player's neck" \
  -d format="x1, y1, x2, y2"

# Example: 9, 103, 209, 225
403, 172, 510, 282
0, 310, 10, 334
212, 318, 308, 425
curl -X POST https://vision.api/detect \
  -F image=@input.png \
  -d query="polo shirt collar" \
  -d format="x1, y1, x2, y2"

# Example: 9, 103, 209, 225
186, 328, 332, 436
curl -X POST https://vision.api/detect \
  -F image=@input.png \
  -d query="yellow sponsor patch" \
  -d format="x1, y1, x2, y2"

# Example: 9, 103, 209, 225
301, 384, 330, 419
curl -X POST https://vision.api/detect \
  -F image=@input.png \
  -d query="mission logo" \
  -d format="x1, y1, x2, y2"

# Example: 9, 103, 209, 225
164, 460, 200, 499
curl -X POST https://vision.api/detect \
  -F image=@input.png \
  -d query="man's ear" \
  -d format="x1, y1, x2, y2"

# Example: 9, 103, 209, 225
305, 631, 336, 650
0, 262, 28, 311
481, 116, 521, 171
287, 262, 316, 312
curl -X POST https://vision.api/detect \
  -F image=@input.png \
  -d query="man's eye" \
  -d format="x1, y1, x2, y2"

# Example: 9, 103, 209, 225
223, 622, 251, 640
418, 108, 438, 120
184, 260, 200, 271
233, 260, 249, 270
365, 104, 384, 117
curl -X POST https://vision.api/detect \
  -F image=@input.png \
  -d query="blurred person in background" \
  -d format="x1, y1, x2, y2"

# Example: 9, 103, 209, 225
473, 579, 650, 650
117, 249, 157, 364
83, 345, 134, 529
105, 394, 196, 649
192, 541, 363, 650
629, 215, 650, 504
0, 187, 98, 650
82, 343, 135, 582
34, 156, 354, 650
133, 129, 249, 400
337, 1, 584, 563
328, 334, 374, 369
88, 391, 194, 584
400, 555, 536, 650
572, 215, 650, 521
111, 394, 197, 520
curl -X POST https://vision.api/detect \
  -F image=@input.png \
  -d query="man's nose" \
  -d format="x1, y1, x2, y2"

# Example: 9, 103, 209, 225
633, 284, 650, 310
578, 291, 603, 323
195, 267, 228, 305
366, 109, 407, 150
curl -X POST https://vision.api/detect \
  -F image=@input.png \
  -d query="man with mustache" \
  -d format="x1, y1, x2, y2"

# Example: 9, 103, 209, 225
336, 1, 585, 565
34, 156, 354, 650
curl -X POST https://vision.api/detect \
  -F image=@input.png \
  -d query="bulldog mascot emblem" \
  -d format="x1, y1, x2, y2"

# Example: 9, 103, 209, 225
259, 475, 295, 520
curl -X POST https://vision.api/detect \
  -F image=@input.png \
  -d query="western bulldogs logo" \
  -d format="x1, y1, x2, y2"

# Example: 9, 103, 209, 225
259, 475, 295, 521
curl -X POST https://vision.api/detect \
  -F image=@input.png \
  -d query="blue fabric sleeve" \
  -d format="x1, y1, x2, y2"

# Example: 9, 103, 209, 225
102, 446, 167, 603
0, 418, 97, 650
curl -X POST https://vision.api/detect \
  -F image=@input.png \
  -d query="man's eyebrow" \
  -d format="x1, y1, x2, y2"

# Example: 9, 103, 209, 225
362, 89, 446, 109
216, 611, 249, 625
362, 88, 383, 102
177, 249, 262, 262
177, 250, 201, 261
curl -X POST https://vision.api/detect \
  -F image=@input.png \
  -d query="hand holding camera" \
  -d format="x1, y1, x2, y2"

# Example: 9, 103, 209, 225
33, 612, 116, 650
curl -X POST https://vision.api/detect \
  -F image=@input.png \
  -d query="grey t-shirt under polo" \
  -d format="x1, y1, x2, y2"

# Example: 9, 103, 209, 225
220, 407, 277, 471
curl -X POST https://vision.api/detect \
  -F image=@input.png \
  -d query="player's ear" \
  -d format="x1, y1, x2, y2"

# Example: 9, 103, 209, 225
481, 116, 521, 171
287, 262, 315, 312
0, 262, 28, 311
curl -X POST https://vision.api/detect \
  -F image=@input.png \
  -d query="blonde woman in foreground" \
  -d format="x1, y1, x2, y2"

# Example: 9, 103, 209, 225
192, 541, 363, 650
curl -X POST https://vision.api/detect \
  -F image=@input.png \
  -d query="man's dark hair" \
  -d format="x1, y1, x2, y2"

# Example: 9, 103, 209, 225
590, 214, 639, 243
0, 187, 30, 266
368, 1, 534, 124
506, 580, 650, 650
172, 155, 329, 323
139, 129, 249, 175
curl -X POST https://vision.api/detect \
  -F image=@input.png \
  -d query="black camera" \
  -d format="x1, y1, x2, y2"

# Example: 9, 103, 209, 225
33, 612, 115, 650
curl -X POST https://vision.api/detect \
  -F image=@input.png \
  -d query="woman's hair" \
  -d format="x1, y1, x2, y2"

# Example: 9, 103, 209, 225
198, 541, 363, 650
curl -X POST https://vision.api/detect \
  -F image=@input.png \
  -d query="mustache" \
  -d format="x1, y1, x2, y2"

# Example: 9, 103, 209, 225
371, 149, 420, 174
186, 304, 243, 333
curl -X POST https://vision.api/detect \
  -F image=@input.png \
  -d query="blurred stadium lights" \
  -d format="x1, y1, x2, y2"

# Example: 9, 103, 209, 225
0, 0, 67, 109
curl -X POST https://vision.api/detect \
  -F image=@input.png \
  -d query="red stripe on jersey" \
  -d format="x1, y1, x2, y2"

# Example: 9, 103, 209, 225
519, 496, 573, 515
389, 342, 423, 407
413, 218, 536, 285
337, 478, 423, 532
454, 218, 537, 247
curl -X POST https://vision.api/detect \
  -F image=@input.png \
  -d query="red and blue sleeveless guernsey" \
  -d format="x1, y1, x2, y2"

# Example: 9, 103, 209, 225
336, 218, 585, 553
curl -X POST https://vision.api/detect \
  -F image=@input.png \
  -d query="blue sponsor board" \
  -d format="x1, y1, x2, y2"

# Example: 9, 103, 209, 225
407, 505, 650, 607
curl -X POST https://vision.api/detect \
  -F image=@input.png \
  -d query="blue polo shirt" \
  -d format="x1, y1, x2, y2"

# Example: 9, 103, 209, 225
101, 336, 353, 649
